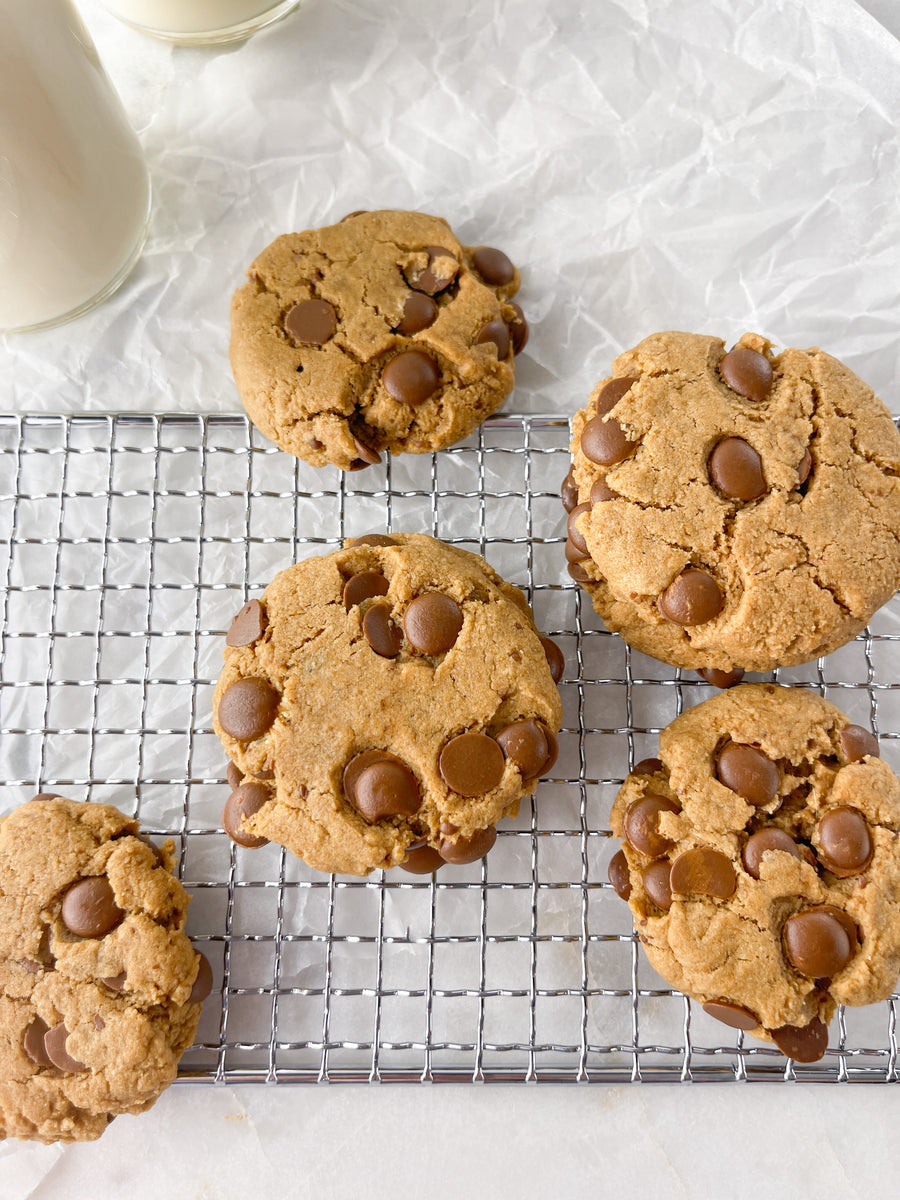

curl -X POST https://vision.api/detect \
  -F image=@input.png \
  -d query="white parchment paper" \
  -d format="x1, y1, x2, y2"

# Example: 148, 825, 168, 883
2, 0, 900, 1195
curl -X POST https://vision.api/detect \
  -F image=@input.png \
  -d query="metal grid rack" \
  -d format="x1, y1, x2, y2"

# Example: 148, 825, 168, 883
1, 411, 898, 1084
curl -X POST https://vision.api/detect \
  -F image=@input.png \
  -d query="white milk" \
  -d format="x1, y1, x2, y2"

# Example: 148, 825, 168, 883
100, 0, 300, 41
0, 0, 150, 333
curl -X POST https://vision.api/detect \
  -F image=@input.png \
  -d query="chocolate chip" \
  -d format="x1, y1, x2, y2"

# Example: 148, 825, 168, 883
716, 742, 779, 806
560, 469, 578, 513
226, 761, 244, 791
798, 447, 813, 485
719, 346, 774, 403
349, 534, 398, 547
568, 561, 591, 582
565, 538, 589, 564
540, 636, 565, 684
439, 732, 505, 796
622, 794, 680, 858
352, 757, 422, 823
410, 245, 458, 295
580, 415, 637, 466
348, 436, 381, 470
61, 877, 124, 939
742, 828, 803, 880
840, 725, 879, 762
634, 758, 664, 775
395, 291, 438, 335
19, 959, 41, 974
642, 860, 673, 909
383, 350, 441, 406
783, 909, 854, 978
595, 377, 637, 416
697, 667, 745, 689
439, 825, 498, 864
496, 719, 556, 781
103, 972, 127, 992
256, 769, 275, 780
816, 807, 873, 877
135, 833, 165, 867
770, 1017, 828, 1062
363, 602, 403, 657
341, 210, 368, 221
31, 793, 64, 802
590, 477, 617, 504
507, 302, 528, 354
708, 438, 767, 501
217, 678, 280, 742
285, 298, 337, 345
702, 1001, 758, 1031
608, 849, 631, 900
225, 599, 266, 648
222, 782, 270, 848
403, 593, 464, 655
472, 246, 514, 286
44, 1023, 86, 1072
669, 847, 736, 899
343, 571, 390, 611
93, 1015, 105, 1031
563, 506, 591, 560
658, 569, 723, 626
188, 952, 213, 1004
23, 1017, 54, 1068
400, 843, 445, 874
476, 320, 511, 359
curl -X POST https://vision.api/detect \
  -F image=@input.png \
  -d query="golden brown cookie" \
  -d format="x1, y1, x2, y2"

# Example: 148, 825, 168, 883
0, 796, 211, 1143
564, 331, 900, 672
609, 684, 900, 1062
230, 209, 527, 470
213, 534, 562, 875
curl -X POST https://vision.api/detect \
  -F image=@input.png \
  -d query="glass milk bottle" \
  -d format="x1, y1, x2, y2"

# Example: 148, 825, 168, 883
0, 0, 151, 333
99, 0, 301, 44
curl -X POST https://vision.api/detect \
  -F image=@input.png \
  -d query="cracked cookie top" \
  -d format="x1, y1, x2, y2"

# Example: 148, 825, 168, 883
609, 684, 900, 1062
229, 210, 527, 470
0, 796, 210, 1143
212, 533, 562, 876
564, 331, 900, 671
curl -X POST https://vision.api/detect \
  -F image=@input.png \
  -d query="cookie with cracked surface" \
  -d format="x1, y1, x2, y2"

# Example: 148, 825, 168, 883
230, 209, 527, 470
609, 684, 900, 1062
0, 796, 211, 1143
564, 330, 900, 672
213, 533, 562, 875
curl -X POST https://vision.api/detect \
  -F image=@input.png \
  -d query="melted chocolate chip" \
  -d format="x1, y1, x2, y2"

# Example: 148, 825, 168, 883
702, 1000, 758, 1031
716, 742, 779, 806
816, 807, 873, 877
400, 843, 445, 874
410, 245, 458, 295
43, 1023, 86, 1073
669, 847, 736, 899
496, 719, 556, 781
568, 561, 591, 582
403, 593, 464, 656
770, 1017, 829, 1062
708, 438, 767, 500
222, 782, 270, 848
61, 877, 124, 939
560, 469, 578, 513
622, 794, 680, 858
608, 849, 632, 900
226, 599, 266, 648
349, 534, 398, 547
507, 302, 528, 354
103, 972, 127, 992
595, 377, 637, 416
226, 763, 243, 790
439, 825, 498, 864
719, 346, 774, 403
439, 732, 505, 796
476, 320, 511, 359
362, 603, 403, 657
580, 415, 637, 466
343, 571, 389, 611
217, 678, 280, 742
395, 292, 438, 335
642, 860, 673, 910
383, 350, 441, 405
839, 725, 879, 762
742, 828, 803, 880
540, 636, 565, 684
285, 299, 337, 345
783, 909, 854, 978
23, 1017, 54, 1068
349, 436, 381, 470
798, 447, 813, 485
566, 503, 591, 555
697, 667, 745, 689
658, 569, 723, 626
472, 246, 514, 286
590, 477, 617, 504
352, 757, 422, 823
633, 758, 664, 775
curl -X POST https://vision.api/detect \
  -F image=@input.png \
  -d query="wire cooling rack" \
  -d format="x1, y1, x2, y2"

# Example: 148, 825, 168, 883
1, 411, 899, 1084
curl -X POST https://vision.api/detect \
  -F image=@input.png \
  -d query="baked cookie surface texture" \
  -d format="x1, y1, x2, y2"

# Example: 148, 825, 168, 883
0, 796, 211, 1143
214, 534, 562, 875
230, 209, 527, 470
564, 331, 900, 672
609, 684, 900, 1062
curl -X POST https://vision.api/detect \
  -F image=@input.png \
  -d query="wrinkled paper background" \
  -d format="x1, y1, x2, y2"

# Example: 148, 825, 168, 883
2, 0, 900, 1196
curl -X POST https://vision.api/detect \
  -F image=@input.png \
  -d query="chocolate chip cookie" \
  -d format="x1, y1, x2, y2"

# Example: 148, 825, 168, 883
213, 534, 562, 875
230, 210, 528, 470
564, 331, 900, 672
609, 684, 900, 1062
0, 796, 211, 1143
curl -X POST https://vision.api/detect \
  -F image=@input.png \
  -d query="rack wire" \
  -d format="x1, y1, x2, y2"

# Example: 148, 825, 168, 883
1, 411, 898, 1084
